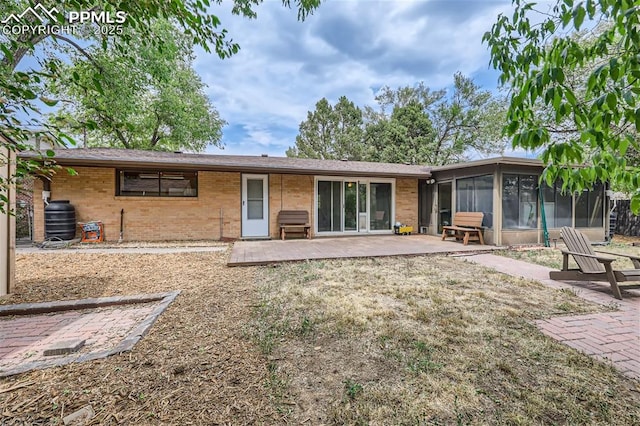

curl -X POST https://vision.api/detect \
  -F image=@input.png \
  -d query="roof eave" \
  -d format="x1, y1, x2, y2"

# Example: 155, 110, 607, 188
22, 156, 430, 179
431, 156, 543, 172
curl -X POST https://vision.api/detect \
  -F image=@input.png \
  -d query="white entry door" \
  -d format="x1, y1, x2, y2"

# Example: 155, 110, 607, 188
242, 174, 269, 238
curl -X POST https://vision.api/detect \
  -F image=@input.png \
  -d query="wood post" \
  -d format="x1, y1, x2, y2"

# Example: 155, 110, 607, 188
0, 146, 16, 296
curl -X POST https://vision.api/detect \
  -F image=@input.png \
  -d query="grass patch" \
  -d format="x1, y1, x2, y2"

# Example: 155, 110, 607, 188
497, 240, 640, 271
252, 255, 640, 425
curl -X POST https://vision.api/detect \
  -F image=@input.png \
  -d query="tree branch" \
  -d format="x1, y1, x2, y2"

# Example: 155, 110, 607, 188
150, 115, 161, 147
51, 35, 104, 73
95, 111, 130, 149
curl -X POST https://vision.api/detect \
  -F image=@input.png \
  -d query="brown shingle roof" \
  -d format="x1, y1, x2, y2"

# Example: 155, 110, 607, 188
20, 148, 432, 178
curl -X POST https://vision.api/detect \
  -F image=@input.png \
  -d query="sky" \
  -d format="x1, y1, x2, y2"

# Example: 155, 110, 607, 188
194, 0, 519, 158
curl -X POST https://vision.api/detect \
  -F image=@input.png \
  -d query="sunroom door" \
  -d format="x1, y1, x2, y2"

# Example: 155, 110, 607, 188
242, 174, 269, 238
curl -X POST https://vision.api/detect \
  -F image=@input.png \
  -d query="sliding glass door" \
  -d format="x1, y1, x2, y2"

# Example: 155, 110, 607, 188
317, 180, 342, 232
370, 182, 392, 231
344, 181, 358, 231
316, 178, 394, 234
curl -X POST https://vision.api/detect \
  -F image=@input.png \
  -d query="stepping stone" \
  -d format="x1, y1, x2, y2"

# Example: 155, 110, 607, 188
43, 339, 85, 356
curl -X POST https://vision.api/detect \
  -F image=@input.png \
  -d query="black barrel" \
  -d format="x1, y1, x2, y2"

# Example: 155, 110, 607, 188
45, 200, 76, 240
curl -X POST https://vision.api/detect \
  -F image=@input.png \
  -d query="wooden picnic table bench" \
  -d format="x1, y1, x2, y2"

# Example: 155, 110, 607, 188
441, 212, 484, 245
278, 210, 311, 240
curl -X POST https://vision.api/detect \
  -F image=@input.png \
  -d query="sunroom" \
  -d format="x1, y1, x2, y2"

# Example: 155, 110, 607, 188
422, 157, 608, 245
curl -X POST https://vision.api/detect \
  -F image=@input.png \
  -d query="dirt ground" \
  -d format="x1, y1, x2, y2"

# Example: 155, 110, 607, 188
2, 245, 640, 425
1, 247, 279, 424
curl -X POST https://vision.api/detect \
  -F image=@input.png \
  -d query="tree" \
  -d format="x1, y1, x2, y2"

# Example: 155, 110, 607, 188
366, 74, 506, 165
364, 101, 436, 164
483, 0, 640, 212
1, 0, 322, 199
48, 20, 225, 152
286, 96, 366, 160
290, 75, 506, 166
0, 0, 321, 295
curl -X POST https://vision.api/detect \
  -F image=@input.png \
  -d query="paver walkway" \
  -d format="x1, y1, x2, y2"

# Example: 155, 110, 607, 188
0, 292, 179, 377
465, 253, 640, 381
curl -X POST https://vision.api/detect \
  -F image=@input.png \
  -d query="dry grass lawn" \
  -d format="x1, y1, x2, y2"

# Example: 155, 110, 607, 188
1, 246, 639, 425
498, 235, 640, 271
251, 256, 640, 425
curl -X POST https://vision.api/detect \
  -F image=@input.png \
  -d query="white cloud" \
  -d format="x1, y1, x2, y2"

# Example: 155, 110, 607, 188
196, 0, 519, 157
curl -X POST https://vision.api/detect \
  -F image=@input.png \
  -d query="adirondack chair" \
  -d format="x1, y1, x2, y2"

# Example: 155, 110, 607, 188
549, 227, 640, 299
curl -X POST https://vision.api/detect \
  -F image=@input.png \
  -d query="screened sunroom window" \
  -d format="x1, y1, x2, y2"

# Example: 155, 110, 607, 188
502, 174, 538, 229
542, 182, 572, 228
575, 182, 604, 227
456, 175, 493, 228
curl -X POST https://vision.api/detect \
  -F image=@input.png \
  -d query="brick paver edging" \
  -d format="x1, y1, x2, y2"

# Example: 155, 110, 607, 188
0, 291, 180, 377
0, 292, 176, 317
464, 253, 640, 381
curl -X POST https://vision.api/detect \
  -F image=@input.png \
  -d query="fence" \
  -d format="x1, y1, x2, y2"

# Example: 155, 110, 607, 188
613, 200, 640, 236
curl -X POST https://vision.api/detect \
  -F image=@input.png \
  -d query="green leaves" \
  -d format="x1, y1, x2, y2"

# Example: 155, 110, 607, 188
573, 5, 586, 30
47, 19, 225, 152
287, 96, 366, 161
289, 74, 504, 166
39, 96, 59, 107
484, 0, 640, 213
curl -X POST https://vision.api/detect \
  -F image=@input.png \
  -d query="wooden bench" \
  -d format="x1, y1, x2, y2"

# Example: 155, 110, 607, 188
441, 212, 484, 245
278, 210, 311, 240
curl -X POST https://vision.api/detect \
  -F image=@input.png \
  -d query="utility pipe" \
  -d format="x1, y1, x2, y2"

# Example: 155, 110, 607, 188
219, 208, 223, 240
118, 209, 124, 243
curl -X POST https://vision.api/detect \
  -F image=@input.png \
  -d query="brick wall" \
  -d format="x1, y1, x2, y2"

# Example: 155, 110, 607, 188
33, 167, 419, 241
396, 178, 418, 229
269, 174, 315, 238
34, 167, 242, 241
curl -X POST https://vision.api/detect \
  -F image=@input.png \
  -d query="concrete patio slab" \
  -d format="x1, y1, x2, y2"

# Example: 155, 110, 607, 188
228, 234, 498, 266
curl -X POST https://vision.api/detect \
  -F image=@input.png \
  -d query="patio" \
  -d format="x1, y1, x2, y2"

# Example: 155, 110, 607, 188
228, 234, 499, 266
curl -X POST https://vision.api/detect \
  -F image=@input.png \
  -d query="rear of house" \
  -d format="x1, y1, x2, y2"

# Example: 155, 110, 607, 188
24, 150, 609, 245
26, 149, 428, 242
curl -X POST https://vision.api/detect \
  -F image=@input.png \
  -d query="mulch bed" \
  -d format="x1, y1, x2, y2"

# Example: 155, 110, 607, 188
0, 248, 279, 424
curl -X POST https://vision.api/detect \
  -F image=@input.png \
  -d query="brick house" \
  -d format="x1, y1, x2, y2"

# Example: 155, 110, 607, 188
22, 149, 609, 244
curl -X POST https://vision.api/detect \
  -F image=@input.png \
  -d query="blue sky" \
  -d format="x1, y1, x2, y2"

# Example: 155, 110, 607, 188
194, 0, 520, 157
